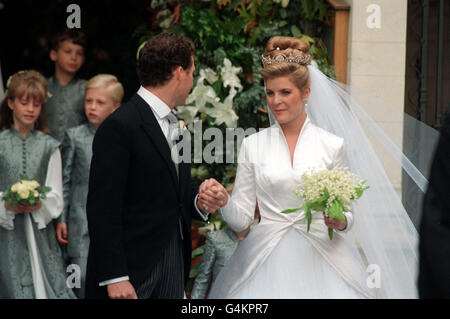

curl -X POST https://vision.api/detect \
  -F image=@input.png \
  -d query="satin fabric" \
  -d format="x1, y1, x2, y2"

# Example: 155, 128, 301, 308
209, 117, 375, 298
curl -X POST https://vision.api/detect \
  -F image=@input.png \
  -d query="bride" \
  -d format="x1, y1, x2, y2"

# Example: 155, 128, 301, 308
201, 36, 418, 299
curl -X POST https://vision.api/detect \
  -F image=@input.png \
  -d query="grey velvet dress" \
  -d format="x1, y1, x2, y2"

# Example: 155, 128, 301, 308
46, 76, 87, 142
0, 128, 77, 298
190, 227, 240, 299
57, 123, 95, 298
58, 123, 94, 257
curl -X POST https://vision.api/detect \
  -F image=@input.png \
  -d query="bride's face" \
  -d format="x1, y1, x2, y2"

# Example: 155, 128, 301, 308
265, 75, 310, 127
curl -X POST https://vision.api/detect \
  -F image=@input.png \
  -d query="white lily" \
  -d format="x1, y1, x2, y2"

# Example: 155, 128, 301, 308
186, 81, 219, 113
220, 58, 243, 92
207, 88, 239, 128
199, 68, 218, 85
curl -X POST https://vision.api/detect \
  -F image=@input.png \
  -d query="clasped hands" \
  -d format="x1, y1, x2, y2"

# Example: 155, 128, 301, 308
197, 178, 229, 215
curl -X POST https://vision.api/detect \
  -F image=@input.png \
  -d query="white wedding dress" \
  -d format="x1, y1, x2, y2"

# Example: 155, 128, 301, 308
208, 117, 376, 299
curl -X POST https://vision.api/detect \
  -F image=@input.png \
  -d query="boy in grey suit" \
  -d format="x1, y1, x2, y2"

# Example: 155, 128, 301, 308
56, 74, 123, 298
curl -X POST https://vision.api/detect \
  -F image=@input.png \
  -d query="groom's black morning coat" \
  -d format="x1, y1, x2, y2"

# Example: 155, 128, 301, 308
85, 93, 201, 299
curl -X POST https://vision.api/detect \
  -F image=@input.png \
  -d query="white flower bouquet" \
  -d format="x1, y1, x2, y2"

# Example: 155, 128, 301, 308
282, 168, 369, 240
2, 177, 51, 208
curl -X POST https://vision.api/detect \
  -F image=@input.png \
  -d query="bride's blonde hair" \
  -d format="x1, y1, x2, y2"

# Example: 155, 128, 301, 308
260, 36, 311, 92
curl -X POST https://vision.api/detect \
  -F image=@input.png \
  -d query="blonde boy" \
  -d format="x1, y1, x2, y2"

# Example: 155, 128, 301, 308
56, 74, 124, 298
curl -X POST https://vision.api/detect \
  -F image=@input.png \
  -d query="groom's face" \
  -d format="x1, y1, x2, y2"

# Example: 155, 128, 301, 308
177, 56, 195, 106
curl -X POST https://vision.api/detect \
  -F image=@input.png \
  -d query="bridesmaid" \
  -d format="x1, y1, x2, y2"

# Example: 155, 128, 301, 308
0, 70, 76, 299
190, 208, 260, 299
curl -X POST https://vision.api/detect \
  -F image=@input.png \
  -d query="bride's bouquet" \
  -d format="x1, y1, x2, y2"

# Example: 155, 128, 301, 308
2, 177, 51, 208
282, 168, 369, 240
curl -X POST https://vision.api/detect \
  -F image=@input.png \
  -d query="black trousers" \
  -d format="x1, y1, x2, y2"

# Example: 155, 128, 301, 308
136, 227, 185, 299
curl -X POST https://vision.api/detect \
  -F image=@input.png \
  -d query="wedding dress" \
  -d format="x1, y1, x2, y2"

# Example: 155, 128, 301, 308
209, 65, 419, 299
208, 118, 374, 298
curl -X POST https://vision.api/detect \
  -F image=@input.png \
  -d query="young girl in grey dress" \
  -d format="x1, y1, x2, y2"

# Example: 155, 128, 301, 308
0, 70, 76, 298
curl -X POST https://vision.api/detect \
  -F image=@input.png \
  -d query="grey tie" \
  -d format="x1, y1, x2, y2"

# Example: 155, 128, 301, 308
165, 112, 184, 241
165, 112, 179, 176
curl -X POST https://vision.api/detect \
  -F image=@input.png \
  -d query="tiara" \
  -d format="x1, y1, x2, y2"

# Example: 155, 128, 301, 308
261, 50, 311, 67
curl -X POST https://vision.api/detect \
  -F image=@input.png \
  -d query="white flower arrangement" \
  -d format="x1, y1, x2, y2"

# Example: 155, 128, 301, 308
219, 58, 243, 92
2, 177, 52, 207
175, 57, 241, 130
206, 87, 240, 128
282, 168, 369, 240
200, 68, 219, 85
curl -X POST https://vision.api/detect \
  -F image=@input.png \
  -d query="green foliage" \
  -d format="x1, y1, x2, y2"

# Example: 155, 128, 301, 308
138, 0, 336, 140
192, 245, 205, 259
355, 181, 370, 199
304, 205, 312, 232
189, 261, 200, 279
167, 1, 333, 186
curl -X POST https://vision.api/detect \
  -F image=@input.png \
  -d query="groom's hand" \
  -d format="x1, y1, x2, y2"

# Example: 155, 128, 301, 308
107, 281, 138, 299
198, 178, 229, 213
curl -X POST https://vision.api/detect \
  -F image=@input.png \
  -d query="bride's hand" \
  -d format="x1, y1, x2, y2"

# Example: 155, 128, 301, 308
198, 178, 229, 213
323, 212, 347, 231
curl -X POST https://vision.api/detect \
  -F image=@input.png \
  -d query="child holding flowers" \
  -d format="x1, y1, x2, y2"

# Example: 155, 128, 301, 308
0, 70, 76, 298
55, 74, 123, 298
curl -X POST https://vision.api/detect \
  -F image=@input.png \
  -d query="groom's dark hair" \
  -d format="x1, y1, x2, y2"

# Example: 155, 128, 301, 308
137, 33, 195, 87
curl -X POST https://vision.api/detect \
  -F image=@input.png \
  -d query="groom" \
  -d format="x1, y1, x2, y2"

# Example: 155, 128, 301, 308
85, 33, 228, 299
